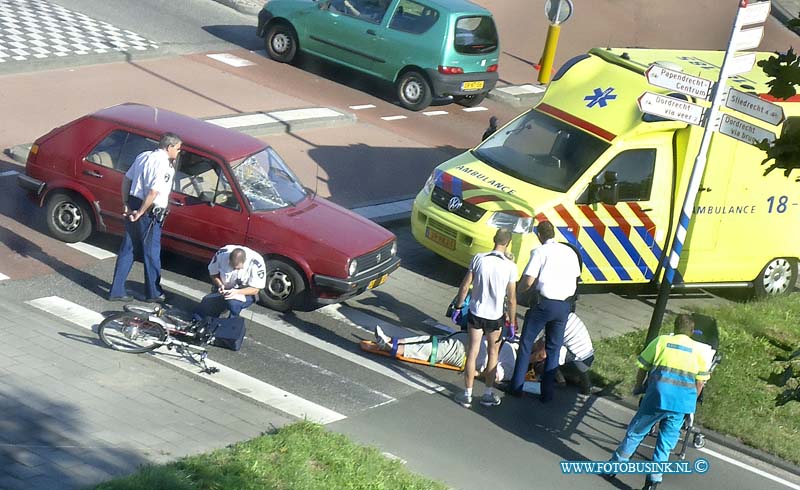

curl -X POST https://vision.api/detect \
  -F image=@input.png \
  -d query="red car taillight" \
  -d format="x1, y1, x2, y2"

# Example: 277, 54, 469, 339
438, 65, 464, 75
486, 64, 498, 72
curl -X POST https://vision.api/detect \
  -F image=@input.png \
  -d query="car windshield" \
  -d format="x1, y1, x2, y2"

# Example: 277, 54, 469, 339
231, 148, 307, 211
473, 110, 610, 192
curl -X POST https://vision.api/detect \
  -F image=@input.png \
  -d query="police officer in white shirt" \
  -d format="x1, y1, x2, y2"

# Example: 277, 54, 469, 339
109, 133, 181, 303
452, 228, 518, 408
508, 220, 581, 402
192, 245, 267, 321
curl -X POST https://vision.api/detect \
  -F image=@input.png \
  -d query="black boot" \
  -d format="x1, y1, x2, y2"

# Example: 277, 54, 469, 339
642, 479, 659, 490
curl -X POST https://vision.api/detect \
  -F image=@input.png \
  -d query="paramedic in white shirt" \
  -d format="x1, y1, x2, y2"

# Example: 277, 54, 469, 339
192, 245, 267, 321
109, 133, 181, 303
508, 220, 581, 402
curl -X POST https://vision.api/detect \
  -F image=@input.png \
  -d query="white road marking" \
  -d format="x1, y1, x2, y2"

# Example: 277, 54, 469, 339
0, 272, 8, 281
206, 53, 256, 67
66, 242, 116, 260
26, 296, 345, 424
349, 104, 376, 110
698, 447, 800, 490
160, 279, 444, 394
207, 113, 278, 128
422, 110, 448, 116
0, 170, 19, 177
269, 107, 343, 122
381, 115, 407, 121
462, 107, 488, 112
422, 318, 457, 334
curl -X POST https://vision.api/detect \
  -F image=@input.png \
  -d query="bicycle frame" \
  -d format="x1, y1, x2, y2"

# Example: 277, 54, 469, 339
122, 305, 220, 375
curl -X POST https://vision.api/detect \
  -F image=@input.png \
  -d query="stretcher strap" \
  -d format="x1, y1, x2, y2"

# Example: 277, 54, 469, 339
429, 335, 438, 366
389, 338, 399, 357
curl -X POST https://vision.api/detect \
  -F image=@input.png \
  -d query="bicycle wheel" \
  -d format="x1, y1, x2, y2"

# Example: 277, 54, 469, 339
98, 312, 167, 353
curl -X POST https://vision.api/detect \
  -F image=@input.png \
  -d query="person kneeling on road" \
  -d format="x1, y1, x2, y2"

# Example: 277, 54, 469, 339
530, 311, 595, 395
192, 245, 266, 322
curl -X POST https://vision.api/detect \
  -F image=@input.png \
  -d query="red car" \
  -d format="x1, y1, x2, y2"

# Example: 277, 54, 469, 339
18, 103, 400, 311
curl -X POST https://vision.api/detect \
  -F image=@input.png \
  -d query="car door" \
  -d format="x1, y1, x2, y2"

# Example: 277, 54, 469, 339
162, 149, 248, 261
568, 135, 672, 284
306, 0, 392, 73
78, 129, 158, 234
375, 0, 439, 80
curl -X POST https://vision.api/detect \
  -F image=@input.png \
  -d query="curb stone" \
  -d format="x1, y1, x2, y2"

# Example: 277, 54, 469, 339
211, 0, 261, 16
487, 84, 547, 109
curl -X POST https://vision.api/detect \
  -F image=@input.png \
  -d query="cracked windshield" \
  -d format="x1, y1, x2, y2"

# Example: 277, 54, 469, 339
232, 148, 307, 210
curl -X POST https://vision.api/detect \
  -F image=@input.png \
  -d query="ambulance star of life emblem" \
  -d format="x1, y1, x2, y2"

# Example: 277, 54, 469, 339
448, 196, 463, 212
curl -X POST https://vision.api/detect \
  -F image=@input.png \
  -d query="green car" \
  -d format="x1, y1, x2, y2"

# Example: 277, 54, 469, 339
256, 0, 499, 111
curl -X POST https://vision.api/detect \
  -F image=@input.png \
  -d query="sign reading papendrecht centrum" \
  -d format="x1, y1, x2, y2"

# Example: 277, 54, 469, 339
645, 65, 713, 100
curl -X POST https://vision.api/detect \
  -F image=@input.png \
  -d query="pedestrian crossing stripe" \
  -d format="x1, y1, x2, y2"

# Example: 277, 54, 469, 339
25, 295, 346, 424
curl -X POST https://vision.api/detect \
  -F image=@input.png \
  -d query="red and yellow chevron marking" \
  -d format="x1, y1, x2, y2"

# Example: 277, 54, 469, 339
535, 203, 663, 283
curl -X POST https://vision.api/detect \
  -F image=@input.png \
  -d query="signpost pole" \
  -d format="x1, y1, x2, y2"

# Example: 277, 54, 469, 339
645, 0, 752, 344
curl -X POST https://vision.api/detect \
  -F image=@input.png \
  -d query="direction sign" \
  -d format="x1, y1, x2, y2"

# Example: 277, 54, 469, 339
637, 92, 705, 126
739, 1, 771, 26
725, 88, 785, 125
733, 26, 764, 51
645, 65, 713, 100
728, 52, 757, 76
717, 113, 776, 146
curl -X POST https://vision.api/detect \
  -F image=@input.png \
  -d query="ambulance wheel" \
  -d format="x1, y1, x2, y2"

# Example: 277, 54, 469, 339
754, 258, 797, 298
692, 434, 706, 449
45, 191, 93, 243
259, 258, 306, 312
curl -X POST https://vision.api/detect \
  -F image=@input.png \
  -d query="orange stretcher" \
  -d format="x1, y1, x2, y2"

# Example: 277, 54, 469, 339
359, 339, 464, 371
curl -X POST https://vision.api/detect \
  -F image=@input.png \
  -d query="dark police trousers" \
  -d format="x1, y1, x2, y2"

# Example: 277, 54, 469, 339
109, 196, 164, 299
509, 297, 572, 401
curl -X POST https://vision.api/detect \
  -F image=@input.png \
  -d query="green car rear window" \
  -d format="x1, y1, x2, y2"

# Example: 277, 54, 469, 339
454, 16, 497, 54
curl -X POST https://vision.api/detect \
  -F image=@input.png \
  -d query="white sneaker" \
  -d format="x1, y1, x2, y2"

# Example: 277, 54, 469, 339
374, 325, 391, 349
480, 392, 502, 407
454, 392, 472, 408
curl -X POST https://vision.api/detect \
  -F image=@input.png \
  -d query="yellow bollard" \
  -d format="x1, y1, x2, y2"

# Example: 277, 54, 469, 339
537, 23, 561, 85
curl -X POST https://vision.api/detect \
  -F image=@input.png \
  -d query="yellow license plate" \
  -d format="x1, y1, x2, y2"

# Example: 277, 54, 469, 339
461, 81, 484, 91
368, 274, 388, 289
425, 227, 456, 250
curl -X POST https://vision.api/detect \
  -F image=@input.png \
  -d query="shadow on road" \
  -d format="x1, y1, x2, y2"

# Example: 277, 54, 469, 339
0, 384, 146, 488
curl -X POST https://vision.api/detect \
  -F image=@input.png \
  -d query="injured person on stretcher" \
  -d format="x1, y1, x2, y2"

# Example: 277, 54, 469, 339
366, 312, 595, 394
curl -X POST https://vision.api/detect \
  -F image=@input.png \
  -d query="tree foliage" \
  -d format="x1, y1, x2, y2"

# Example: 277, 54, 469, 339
755, 47, 800, 180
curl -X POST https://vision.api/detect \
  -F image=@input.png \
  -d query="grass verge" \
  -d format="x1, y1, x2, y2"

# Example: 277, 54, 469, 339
94, 421, 447, 490
591, 294, 800, 465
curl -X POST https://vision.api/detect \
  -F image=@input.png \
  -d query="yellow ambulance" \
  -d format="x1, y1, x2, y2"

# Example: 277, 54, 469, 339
411, 48, 799, 296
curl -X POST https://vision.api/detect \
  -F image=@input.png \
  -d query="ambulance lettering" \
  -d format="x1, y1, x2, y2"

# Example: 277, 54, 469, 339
454, 165, 516, 195
693, 204, 757, 214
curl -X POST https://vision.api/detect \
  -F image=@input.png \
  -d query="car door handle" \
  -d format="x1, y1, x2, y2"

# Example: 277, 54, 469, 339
169, 199, 184, 207
640, 208, 653, 212
366, 29, 376, 35
82, 170, 103, 178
